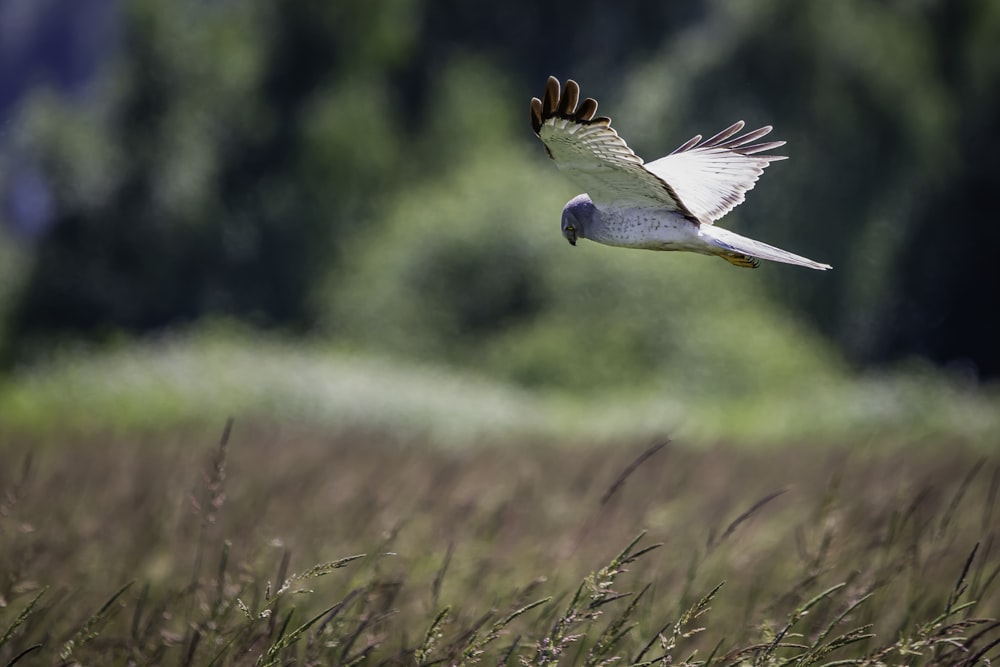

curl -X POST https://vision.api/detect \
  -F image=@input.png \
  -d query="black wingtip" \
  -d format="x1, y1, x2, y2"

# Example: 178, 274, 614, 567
558, 79, 580, 117
542, 76, 560, 119
529, 97, 543, 134
576, 97, 598, 121
531, 76, 607, 133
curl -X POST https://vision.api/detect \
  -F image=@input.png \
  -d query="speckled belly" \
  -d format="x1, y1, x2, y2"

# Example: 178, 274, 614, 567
591, 208, 704, 252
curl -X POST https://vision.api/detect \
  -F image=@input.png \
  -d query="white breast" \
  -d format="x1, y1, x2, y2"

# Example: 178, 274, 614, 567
591, 208, 703, 251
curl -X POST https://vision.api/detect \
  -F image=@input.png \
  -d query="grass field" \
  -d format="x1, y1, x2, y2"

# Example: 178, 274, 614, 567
1, 419, 998, 665
3, 329, 999, 448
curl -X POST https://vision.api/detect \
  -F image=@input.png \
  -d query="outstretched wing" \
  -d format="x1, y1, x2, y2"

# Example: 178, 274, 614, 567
530, 76, 788, 224
646, 121, 785, 224
530, 76, 695, 217
644, 121, 787, 224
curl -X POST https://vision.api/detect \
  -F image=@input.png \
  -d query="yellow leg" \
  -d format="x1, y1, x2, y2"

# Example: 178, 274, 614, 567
719, 252, 760, 269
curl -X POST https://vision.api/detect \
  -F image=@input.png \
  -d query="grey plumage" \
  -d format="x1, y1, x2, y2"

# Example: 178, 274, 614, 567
531, 76, 831, 271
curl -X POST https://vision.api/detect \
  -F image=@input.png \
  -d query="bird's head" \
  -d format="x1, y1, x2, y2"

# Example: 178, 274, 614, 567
561, 194, 598, 247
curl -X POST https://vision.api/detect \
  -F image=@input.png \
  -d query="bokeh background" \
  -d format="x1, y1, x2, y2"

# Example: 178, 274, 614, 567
3, 3, 1000, 663
2, 0, 1000, 445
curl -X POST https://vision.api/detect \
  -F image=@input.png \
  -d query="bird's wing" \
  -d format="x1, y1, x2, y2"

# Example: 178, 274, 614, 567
530, 77, 696, 217
643, 122, 787, 224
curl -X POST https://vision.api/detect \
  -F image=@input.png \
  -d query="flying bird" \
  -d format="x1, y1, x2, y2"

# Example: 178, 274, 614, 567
530, 76, 831, 270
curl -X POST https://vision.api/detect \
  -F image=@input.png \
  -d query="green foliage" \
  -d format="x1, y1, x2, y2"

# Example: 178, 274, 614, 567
3, 0, 1000, 380
0, 426, 998, 664
1, 0, 425, 358
1, 327, 999, 447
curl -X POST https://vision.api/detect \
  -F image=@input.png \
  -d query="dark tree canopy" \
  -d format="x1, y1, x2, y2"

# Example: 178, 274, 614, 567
2, 0, 999, 380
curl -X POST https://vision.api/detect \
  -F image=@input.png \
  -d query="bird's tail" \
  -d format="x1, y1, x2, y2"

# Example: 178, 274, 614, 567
699, 225, 832, 271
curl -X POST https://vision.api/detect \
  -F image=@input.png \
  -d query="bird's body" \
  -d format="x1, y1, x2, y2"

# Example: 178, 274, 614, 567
530, 77, 831, 270
566, 197, 694, 250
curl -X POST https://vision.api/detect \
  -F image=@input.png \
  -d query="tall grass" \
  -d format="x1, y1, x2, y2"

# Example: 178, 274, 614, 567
1, 423, 998, 664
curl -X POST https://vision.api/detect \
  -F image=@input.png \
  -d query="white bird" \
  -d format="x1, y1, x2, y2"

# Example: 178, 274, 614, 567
530, 76, 831, 270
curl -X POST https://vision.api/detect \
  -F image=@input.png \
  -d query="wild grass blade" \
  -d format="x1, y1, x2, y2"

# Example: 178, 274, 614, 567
415, 606, 451, 665
259, 602, 341, 667
0, 588, 46, 649
4, 643, 42, 667
59, 581, 133, 661
711, 489, 788, 550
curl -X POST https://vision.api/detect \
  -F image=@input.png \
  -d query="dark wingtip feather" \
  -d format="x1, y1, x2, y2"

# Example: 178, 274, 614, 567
671, 134, 702, 154
576, 97, 598, 122
671, 122, 786, 158
724, 125, 773, 148
530, 97, 543, 134
531, 76, 607, 132
558, 79, 580, 117
542, 76, 560, 118
702, 121, 745, 147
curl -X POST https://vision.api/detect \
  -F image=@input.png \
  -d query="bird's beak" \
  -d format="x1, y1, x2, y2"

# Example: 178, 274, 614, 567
562, 225, 578, 246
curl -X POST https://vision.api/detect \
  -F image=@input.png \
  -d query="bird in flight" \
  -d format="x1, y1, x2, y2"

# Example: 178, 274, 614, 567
530, 76, 831, 270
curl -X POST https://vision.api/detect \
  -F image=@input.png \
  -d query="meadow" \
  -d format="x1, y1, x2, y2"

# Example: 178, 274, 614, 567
1, 418, 998, 666
3, 3, 1000, 665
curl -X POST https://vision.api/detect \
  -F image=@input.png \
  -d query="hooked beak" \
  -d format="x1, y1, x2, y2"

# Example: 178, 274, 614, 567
567, 237, 576, 246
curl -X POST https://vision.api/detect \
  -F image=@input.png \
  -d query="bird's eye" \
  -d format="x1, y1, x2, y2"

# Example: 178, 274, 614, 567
566, 225, 576, 233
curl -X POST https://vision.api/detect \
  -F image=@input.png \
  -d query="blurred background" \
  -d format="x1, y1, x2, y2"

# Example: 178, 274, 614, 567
1, 0, 999, 445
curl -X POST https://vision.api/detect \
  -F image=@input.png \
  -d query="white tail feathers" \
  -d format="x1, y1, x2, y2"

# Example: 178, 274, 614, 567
700, 225, 832, 271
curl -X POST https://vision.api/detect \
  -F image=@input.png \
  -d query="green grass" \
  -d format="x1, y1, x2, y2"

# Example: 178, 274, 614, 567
1, 421, 998, 665
1, 327, 999, 448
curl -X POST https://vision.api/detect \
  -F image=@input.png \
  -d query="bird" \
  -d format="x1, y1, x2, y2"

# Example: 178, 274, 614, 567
529, 76, 831, 270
